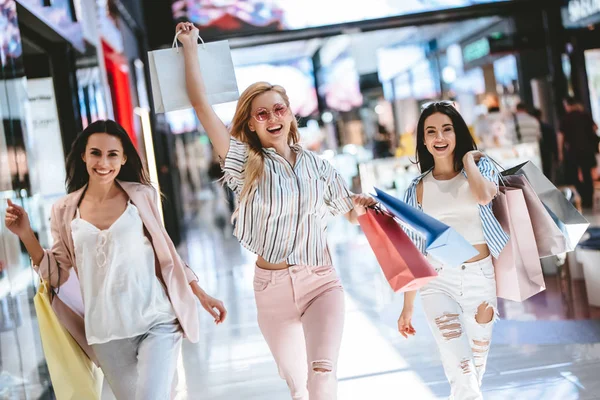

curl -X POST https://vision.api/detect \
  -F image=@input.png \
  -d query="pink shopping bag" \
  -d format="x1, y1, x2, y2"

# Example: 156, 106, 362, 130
504, 175, 568, 257
492, 187, 545, 302
358, 209, 437, 292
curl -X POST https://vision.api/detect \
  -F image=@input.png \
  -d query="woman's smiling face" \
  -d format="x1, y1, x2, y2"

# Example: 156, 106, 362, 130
423, 112, 456, 161
82, 133, 127, 185
247, 90, 294, 148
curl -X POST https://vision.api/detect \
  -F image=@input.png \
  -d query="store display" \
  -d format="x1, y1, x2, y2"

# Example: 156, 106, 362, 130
17, 0, 84, 52
0, 0, 22, 69
318, 48, 363, 112
584, 49, 600, 126
234, 58, 318, 117
172, 0, 514, 38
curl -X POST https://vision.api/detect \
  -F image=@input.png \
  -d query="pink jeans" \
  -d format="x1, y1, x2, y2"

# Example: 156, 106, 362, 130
254, 264, 345, 400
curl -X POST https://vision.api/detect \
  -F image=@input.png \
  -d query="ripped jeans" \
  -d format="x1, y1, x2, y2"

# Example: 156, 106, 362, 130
420, 255, 497, 400
254, 264, 345, 400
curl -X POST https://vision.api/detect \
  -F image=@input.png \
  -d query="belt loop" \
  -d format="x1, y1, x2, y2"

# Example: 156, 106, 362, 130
306, 265, 312, 275
271, 272, 276, 285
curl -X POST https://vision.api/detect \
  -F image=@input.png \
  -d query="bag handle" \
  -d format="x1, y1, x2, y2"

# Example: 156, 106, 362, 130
173, 30, 206, 53
368, 203, 405, 224
368, 203, 390, 216
46, 254, 60, 302
483, 154, 507, 186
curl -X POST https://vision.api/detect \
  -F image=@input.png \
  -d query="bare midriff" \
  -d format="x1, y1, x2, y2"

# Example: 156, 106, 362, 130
256, 246, 489, 269
256, 256, 291, 270
467, 244, 490, 263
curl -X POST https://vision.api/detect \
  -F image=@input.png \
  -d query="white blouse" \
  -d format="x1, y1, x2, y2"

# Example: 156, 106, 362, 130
71, 202, 175, 345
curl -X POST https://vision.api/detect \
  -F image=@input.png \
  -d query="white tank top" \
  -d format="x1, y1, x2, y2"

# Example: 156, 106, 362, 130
71, 202, 176, 345
421, 172, 486, 245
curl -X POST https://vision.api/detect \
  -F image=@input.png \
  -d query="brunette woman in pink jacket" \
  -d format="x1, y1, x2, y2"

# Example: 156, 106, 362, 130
5, 119, 226, 399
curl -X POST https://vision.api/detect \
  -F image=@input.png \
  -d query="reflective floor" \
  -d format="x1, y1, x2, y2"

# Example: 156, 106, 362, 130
172, 194, 600, 400
2, 191, 600, 399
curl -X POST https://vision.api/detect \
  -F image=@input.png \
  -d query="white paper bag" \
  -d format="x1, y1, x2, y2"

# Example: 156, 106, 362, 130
148, 34, 239, 113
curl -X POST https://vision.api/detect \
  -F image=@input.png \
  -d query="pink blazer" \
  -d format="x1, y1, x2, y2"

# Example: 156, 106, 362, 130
35, 181, 200, 364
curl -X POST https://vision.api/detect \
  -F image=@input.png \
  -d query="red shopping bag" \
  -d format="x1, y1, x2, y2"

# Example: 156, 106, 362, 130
492, 187, 545, 302
358, 209, 437, 292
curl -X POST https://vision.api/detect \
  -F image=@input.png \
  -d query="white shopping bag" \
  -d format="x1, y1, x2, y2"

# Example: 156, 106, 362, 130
148, 33, 239, 113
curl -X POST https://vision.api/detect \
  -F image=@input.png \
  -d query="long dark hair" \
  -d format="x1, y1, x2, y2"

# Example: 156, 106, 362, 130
415, 102, 476, 173
65, 119, 151, 193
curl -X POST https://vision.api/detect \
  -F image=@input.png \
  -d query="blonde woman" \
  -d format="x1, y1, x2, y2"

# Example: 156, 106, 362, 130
178, 22, 374, 400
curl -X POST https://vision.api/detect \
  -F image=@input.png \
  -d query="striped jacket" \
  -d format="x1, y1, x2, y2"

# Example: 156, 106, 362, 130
403, 157, 509, 258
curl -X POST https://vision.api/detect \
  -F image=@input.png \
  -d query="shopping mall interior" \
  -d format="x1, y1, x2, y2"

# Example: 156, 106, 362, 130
1, 0, 600, 399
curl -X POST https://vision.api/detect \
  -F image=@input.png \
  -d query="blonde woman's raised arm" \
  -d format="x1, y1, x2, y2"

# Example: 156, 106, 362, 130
177, 22, 231, 159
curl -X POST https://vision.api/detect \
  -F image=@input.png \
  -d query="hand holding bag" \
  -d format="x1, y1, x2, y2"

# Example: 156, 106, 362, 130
358, 208, 437, 292
148, 31, 239, 113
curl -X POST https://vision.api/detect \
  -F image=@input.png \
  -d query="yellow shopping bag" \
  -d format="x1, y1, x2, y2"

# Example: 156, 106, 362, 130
34, 281, 103, 399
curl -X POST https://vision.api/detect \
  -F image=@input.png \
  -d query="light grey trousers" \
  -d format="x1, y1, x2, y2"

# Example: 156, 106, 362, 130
91, 321, 182, 400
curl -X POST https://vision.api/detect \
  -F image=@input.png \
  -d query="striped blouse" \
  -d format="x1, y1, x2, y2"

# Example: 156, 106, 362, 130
403, 157, 509, 258
222, 137, 354, 266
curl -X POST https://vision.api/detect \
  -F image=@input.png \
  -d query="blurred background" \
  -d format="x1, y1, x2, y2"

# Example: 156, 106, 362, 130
1, 0, 600, 398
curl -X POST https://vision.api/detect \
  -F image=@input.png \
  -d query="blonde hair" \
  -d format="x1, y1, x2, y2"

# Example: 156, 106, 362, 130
231, 82, 300, 198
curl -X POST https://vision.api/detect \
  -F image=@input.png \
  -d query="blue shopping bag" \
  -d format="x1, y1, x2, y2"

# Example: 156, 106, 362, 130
374, 188, 478, 268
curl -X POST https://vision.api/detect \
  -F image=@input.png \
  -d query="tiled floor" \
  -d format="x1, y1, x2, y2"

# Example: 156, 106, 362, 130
171, 197, 600, 400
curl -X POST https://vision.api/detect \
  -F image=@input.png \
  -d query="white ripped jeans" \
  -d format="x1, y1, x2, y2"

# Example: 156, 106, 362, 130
420, 255, 497, 400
